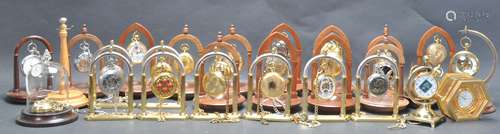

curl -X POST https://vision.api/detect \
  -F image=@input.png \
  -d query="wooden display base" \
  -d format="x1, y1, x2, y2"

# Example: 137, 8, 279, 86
307, 96, 355, 114
46, 89, 88, 109
119, 81, 153, 99
483, 102, 496, 114
5, 89, 44, 104
251, 96, 301, 113
72, 83, 105, 98
16, 107, 78, 127
360, 97, 409, 114
199, 95, 245, 112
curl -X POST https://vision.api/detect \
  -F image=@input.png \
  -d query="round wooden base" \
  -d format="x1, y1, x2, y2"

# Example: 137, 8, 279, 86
46, 89, 88, 109
16, 107, 78, 127
5, 89, 44, 104
307, 96, 355, 114
72, 83, 105, 98
360, 96, 409, 114
199, 95, 246, 113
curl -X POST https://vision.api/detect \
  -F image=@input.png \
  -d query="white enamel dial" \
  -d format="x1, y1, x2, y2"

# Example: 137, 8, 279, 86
414, 74, 437, 99
21, 55, 42, 76
127, 41, 147, 64
458, 90, 474, 109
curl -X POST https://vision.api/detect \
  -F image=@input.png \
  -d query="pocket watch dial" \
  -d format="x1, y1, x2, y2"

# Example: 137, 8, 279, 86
127, 41, 147, 64
98, 64, 125, 95
74, 51, 92, 72
367, 73, 388, 96
458, 90, 474, 109
203, 71, 227, 99
414, 74, 437, 98
454, 53, 479, 76
21, 55, 42, 76
260, 72, 286, 98
152, 72, 178, 99
315, 74, 336, 100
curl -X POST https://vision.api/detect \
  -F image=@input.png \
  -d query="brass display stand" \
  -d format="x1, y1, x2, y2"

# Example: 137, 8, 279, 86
270, 23, 303, 94
308, 25, 354, 113
85, 41, 135, 121
243, 32, 295, 123
361, 25, 408, 113
67, 24, 105, 97
352, 37, 402, 122
168, 25, 205, 100
5, 35, 54, 104
222, 24, 252, 95
191, 33, 241, 123
118, 22, 155, 98
137, 42, 188, 121
301, 53, 349, 122
46, 18, 88, 109
454, 26, 497, 114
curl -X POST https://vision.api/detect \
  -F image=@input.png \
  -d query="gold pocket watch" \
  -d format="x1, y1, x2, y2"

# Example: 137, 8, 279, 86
150, 56, 178, 99
21, 41, 42, 76
261, 48, 287, 98
127, 32, 148, 65
450, 36, 479, 75
203, 55, 232, 99
425, 35, 448, 66
73, 41, 93, 72
319, 40, 343, 76
176, 43, 195, 74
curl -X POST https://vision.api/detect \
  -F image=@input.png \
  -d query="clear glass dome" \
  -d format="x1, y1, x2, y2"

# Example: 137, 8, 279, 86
25, 50, 69, 113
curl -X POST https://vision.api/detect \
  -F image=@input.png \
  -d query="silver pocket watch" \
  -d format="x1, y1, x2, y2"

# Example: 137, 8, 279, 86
21, 41, 42, 76
98, 56, 125, 96
73, 41, 93, 72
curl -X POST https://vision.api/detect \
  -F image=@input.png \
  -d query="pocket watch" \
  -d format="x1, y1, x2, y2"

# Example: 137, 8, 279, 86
425, 35, 448, 66
151, 71, 178, 99
260, 47, 287, 98
127, 32, 148, 65
177, 43, 194, 74
319, 40, 343, 76
21, 41, 42, 76
264, 41, 289, 76
203, 56, 232, 99
98, 56, 125, 96
314, 74, 336, 100
367, 68, 389, 96
73, 41, 93, 72
450, 36, 479, 75
150, 56, 173, 77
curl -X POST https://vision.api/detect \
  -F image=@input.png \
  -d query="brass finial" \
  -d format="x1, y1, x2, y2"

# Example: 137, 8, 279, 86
59, 17, 68, 32
183, 24, 190, 34
110, 40, 115, 45
217, 31, 223, 42
229, 24, 236, 34
383, 24, 389, 37
160, 40, 165, 46
81, 24, 88, 34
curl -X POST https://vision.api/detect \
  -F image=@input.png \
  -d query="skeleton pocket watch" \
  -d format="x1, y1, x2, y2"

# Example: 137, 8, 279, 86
21, 41, 42, 76
73, 41, 93, 72
98, 56, 125, 98
127, 32, 148, 65
449, 36, 479, 76
203, 55, 232, 99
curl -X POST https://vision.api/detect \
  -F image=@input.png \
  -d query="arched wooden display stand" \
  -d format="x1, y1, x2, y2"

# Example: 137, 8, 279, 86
222, 24, 252, 95
308, 25, 354, 113
118, 22, 155, 98
270, 23, 303, 92
361, 25, 409, 113
253, 32, 301, 111
416, 26, 456, 65
68, 24, 105, 98
168, 24, 205, 100
5, 35, 55, 104
196, 33, 246, 112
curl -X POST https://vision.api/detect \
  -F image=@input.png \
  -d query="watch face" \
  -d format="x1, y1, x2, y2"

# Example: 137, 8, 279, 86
74, 51, 92, 72
21, 55, 42, 76
127, 41, 147, 64
203, 71, 227, 99
454, 53, 479, 76
98, 64, 125, 95
315, 74, 336, 100
368, 73, 388, 96
458, 90, 474, 109
414, 74, 437, 98
260, 72, 285, 98
152, 72, 178, 99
